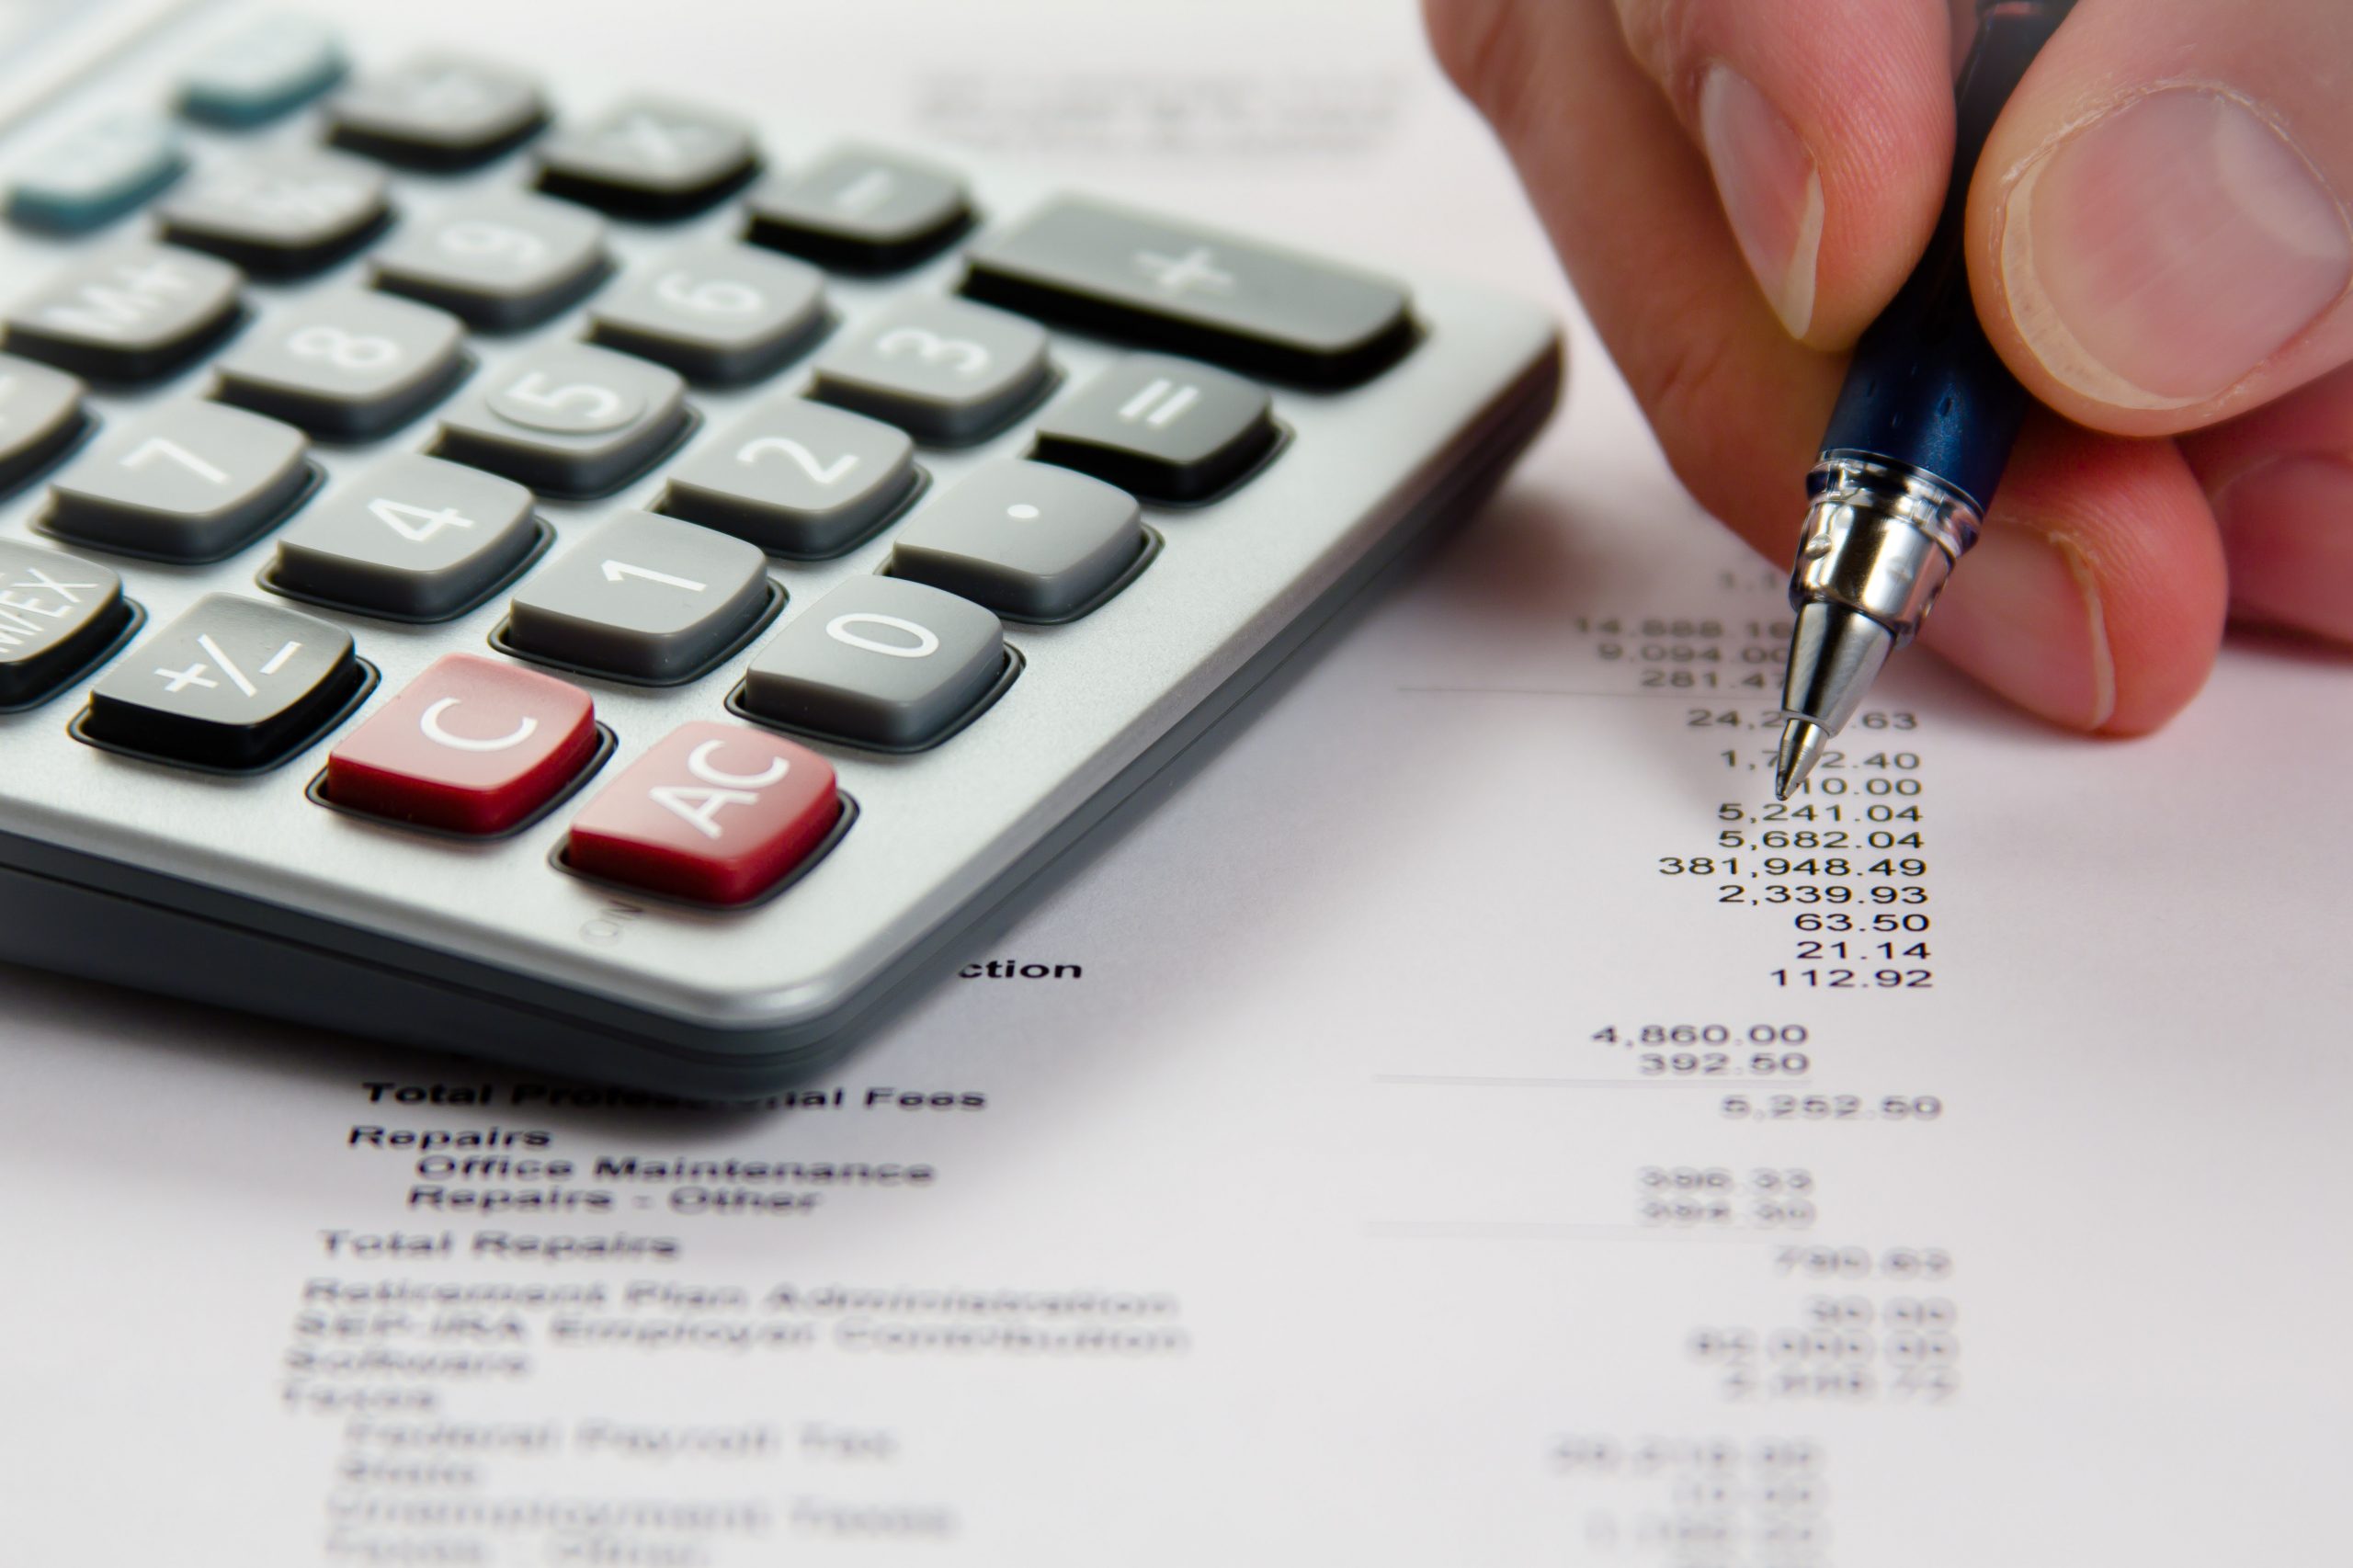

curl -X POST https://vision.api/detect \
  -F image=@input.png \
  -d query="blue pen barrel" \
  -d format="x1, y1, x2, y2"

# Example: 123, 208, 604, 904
1816, 1, 2073, 513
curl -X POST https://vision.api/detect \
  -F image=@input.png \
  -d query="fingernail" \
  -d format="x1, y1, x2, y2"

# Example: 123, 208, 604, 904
1924, 525, 2115, 729
2211, 455, 2353, 640
1698, 62, 1823, 339
2000, 89, 2353, 409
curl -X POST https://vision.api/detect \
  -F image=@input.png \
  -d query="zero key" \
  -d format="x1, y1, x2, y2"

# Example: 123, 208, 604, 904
565, 720, 839, 906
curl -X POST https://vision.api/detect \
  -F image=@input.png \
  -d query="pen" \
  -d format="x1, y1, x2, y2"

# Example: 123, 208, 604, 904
1773, 0, 2075, 799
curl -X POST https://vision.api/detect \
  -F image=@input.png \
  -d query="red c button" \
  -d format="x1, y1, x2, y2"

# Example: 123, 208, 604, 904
326, 653, 598, 834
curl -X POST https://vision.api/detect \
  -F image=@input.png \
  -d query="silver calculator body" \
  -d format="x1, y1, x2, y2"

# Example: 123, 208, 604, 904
0, 0, 1561, 1095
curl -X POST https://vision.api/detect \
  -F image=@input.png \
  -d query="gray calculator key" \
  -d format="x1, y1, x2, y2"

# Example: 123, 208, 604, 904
746, 145, 971, 272
962, 197, 1414, 385
79, 592, 358, 770
178, 17, 347, 128
0, 356, 89, 490
2, 243, 242, 383
504, 510, 770, 682
8, 115, 185, 233
327, 54, 548, 171
811, 297, 1051, 445
371, 194, 609, 332
890, 460, 1143, 619
46, 403, 310, 562
0, 541, 131, 708
1033, 353, 1276, 502
660, 398, 915, 557
213, 290, 466, 439
270, 454, 538, 619
156, 150, 389, 278
537, 98, 758, 219
740, 575, 1003, 749
433, 344, 689, 498
587, 243, 825, 384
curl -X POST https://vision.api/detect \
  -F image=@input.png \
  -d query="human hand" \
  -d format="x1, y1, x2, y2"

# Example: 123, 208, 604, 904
1425, 0, 2353, 732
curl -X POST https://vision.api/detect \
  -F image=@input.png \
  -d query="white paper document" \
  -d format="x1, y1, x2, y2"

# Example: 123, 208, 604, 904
4, 3, 2350, 1562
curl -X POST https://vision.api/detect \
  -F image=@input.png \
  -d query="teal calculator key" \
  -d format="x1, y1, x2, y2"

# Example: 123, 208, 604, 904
7, 116, 185, 234
178, 17, 347, 128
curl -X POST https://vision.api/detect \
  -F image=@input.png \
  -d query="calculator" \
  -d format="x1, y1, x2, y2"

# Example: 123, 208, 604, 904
0, 2, 1561, 1095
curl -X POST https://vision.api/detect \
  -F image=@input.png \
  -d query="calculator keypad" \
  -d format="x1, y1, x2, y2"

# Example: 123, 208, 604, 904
7, 115, 185, 234
0, 356, 90, 491
565, 720, 837, 905
889, 460, 1143, 620
1032, 352, 1277, 502
434, 344, 688, 497
3, 243, 242, 383
963, 197, 1415, 385
746, 146, 972, 272
269, 454, 538, 620
659, 398, 916, 558
325, 653, 597, 834
503, 509, 770, 682
45, 402, 310, 562
326, 54, 548, 171
739, 574, 1004, 749
155, 149, 390, 278
586, 242, 825, 385
212, 290, 467, 439
0, 540, 128, 708
369, 193, 608, 333
536, 99, 759, 220
78, 592, 358, 770
811, 296, 1051, 445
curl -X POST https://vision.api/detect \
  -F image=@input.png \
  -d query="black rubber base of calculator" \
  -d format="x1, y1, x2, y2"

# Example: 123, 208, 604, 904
0, 347, 1559, 1097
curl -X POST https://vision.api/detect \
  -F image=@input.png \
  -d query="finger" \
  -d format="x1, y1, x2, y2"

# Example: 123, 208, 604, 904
2177, 363, 2353, 642
1424, 0, 2224, 732
1605, 0, 1956, 347
1970, 0, 2353, 437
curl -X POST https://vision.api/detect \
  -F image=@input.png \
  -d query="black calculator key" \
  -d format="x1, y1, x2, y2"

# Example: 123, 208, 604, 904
0, 356, 90, 492
962, 197, 1415, 386
432, 344, 689, 499
739, 574, 1002, 749
810, 297, 1051, 445
0, 541, 130, 709
2, 243, 242, 383
1032, 353, 1277, 502
78, 593, 358, 770
889, 460, 1143, 620
177, 17, 347, 128
659, 397, 916, 557
212, 290, 466, 439
536, 98, 759, 219
503, 510, 770, 682
370, 194, 609, 333
155, 150, 390, 278
269, 454, 539, 619
45, 403, 310, 562
587, 242, 825, 384
745, 145, 971, 272
326, 54, 548, 171
7, 115, 185, 234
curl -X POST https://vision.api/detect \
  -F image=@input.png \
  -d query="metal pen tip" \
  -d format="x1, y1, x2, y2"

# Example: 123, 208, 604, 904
1773, 719, 1829, 801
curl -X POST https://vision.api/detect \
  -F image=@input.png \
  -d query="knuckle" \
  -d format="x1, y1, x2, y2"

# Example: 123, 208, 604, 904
1424, 0, 1542, 143
1615, 0, 1710, 106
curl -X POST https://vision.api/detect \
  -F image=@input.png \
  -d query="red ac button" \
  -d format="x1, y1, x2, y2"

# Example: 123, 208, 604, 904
565, 721, 838, 905
326, 653, 599, 834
